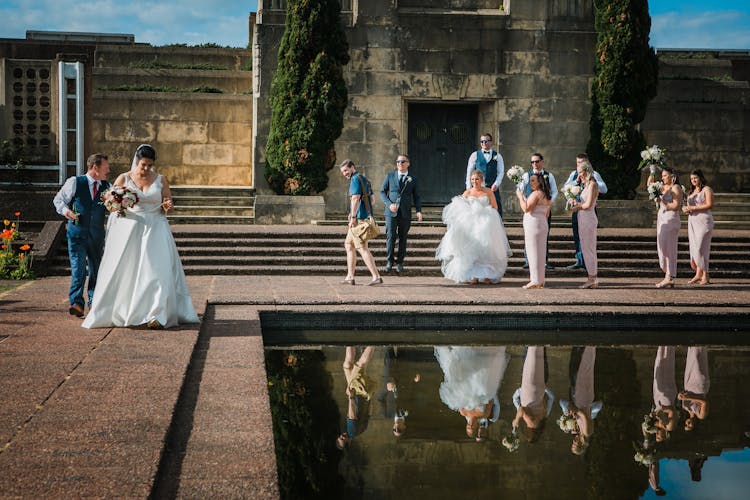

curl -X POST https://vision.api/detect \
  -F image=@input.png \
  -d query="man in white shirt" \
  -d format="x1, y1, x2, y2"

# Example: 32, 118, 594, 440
562, 153, 608, 270
52, 154, 110, 317
466, 132, 504, 217
518, 153, 558, 269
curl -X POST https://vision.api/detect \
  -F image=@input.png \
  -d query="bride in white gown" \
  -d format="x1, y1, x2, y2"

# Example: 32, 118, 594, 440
82, 144, 198, 329
436, 169, 512, 283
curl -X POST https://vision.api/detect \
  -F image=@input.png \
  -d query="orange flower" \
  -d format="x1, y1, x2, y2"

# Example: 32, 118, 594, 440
1, 245, 5, 250
14, 212, 21, 217
1, 229, 14, 239
20, 244, 31, 251
3, 220, 9, 226
18, 254, 25, 260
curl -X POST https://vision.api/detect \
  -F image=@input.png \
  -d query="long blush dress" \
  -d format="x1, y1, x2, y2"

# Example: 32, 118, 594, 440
687, 189, 714, 272
577, 183, 598, 276
656, 191, 680, 278
523, 202, 549, 285
682, 346, 710, 414
83, 175, 199, 328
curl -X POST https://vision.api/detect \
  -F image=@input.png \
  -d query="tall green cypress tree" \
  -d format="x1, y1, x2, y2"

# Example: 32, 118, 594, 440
265, 0, 350, 195
587, 0, 658, 198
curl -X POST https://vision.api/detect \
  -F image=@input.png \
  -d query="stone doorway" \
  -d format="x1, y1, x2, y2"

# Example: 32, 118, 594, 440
407, 102, 478, 205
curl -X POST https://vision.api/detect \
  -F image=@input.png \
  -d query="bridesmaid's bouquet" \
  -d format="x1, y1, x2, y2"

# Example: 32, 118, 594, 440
501, 425, 520, 452
506, 165, 524, 190
562, 184, 582, 210
638, 145, 667, 173
633, 442, 657, 466
101, 186, 139, 217
647, 181, 663, 207
557, 412, 578, 433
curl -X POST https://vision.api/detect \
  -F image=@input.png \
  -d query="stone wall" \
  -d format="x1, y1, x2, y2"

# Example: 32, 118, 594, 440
252, 0, 597, 214
641, 51, 750, 193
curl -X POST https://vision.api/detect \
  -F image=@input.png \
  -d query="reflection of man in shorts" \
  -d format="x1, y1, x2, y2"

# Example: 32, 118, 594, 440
337, 346, 375, 449
339, 160, 382, 286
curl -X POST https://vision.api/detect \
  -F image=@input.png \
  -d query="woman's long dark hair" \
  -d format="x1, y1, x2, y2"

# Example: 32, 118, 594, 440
690, 169, 707, 193
531, 172, 552, 200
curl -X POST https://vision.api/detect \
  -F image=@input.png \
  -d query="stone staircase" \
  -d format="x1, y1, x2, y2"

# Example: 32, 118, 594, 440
167, 186, 255, 224
40, 224, 750, 279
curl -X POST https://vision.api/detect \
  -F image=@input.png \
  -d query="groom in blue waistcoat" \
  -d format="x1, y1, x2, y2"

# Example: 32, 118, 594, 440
466, 132, 505, 217
380, 154, 423, 273
52, 154, 111, 317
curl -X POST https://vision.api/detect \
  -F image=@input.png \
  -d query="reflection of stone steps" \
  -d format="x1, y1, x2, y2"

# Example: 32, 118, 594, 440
42, 225, 750, 278
167, 186, 255, 224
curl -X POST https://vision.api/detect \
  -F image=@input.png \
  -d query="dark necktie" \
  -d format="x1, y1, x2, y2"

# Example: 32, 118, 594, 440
399, 175, 405, 189
92, 181, 99, 200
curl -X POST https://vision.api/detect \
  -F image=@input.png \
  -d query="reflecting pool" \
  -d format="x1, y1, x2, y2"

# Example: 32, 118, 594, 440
265, 344, 750, 500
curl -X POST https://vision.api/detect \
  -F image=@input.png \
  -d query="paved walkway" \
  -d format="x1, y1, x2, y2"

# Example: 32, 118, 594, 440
1, 274, 749, 498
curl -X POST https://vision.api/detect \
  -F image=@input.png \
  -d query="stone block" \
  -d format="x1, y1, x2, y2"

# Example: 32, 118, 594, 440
208, 122, 253, 145
160, 164, 251, 186
344, 71, 367, 95
339, 119, 366, 143
597, 200, 654, 228
348, 48, 399, 72
183, 144, 233, 166
401, 50, 452, 74
104, 120, 155, 143
365, 120, 401, 145
465, 74, 503, 99
348, 96, 402, 120
253, 195, 326, 224
157, 121, 208, 143
504, 51, 550, 75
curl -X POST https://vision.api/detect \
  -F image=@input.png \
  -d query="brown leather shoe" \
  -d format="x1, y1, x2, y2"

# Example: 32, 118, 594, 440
68, 304, 84, 318
147, 319, 164, 330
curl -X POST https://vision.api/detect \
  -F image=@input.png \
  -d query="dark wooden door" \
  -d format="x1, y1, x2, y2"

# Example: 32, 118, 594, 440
407, 103, 478, 204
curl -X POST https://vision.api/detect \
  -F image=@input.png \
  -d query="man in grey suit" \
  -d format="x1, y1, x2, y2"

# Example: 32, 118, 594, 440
380, 154, 423, 273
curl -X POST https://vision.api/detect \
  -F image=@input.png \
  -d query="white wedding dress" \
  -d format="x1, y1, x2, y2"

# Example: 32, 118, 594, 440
435, 195, 512, 283
435, 346, 509, 412
82, 175, 199, 328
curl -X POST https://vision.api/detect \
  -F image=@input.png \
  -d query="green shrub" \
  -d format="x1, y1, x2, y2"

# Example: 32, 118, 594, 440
587, 0, 659, 198
128, 59, 230, 71
265, 0, 350, 195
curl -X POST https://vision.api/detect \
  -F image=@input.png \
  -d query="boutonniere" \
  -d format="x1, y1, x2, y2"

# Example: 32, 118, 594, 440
406, 176, 412, 183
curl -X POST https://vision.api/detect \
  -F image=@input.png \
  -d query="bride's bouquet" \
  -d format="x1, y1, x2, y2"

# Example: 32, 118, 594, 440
501, 425, 520, 452
562, 184, 582, 210
100, 185, 139, 217
638, 145, 667, 173
506, 165, 524, 191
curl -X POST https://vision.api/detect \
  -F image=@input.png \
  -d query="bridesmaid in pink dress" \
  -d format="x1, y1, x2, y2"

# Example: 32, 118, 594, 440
652, 346, 678, 443
682, 170, 714, 285
679, 346, 710, 431
516, 173, 552, 289
649, 167, 683, 288
570, 161, 600, 289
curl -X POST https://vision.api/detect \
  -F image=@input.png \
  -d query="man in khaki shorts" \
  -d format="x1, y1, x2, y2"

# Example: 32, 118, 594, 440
340, 159, 383, 286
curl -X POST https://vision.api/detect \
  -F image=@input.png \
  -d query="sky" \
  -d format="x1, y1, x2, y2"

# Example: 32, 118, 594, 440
0, 1, 748, 50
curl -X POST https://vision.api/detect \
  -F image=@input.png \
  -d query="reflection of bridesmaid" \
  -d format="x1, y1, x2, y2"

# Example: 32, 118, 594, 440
435, 346, 509, 441
512, 346, 555, 442
652, 346, 678, 442
559, 346, 602, 455
679, 346, 710, 431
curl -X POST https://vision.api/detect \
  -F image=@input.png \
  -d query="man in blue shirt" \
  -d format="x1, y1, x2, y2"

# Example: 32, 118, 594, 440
340, 159, 383, 286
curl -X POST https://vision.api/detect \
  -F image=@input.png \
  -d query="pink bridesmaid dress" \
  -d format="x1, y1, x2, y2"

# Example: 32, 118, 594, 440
656, 192, 680, 278
682, 346, 710, 414
520, 346, 547, 419
577, 184, 598, 276
653, 346, 677, 410
687, 190, 714, 272
523, 203, 549, 285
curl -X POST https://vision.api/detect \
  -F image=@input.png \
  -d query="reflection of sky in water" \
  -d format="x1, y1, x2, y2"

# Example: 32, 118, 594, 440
643, 449, 750, 499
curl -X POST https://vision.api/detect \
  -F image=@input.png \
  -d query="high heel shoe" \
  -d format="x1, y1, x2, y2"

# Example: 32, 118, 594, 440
340, 278, 356, 285
579, 279, 599, 289
655, 277, 675, 289
522, 282, 544, 289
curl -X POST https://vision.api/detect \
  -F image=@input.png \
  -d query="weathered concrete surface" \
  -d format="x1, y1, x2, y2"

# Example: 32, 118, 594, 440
1, 263, 749, 498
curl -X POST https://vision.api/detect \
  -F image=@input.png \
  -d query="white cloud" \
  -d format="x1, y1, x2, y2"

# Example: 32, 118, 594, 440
651, 10, 750, 49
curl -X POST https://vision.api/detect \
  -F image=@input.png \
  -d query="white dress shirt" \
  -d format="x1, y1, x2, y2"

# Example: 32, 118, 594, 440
563, 169, 608, 195
465, 149, 505, 189
518, 170, 559, 202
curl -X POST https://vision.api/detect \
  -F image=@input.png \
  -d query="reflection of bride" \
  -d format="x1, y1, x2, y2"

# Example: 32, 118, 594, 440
436, 169, 511, 283
82, 144, 199, 329
435, 346, 509, 438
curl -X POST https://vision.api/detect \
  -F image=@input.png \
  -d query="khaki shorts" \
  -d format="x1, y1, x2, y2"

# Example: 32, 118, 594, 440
346, 221, 368, 250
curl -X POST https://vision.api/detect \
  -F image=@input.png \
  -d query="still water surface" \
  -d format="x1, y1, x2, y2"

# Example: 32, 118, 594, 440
265, 344, 750, 500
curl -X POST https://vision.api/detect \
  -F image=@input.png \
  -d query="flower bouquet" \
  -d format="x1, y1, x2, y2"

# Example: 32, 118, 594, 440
562, 184, 582, 211
506, 165, 524, 191
557, 412, 578, 434
638, 145, 667, 174
501, 425, 520, 452
101, 185, 139, 217
632, 441, 657, 467
642, 413, 659, 436
647, 181, 663, 208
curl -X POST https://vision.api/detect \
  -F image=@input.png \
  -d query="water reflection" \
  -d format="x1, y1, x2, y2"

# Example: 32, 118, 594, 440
265, 345, 750, 500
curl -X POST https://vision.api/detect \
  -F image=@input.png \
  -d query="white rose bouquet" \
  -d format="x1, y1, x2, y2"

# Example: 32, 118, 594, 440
562, 184, 582, 210
557, 412, 578, 433
501, 425, 520, 452
638, 145, 667, 173
101, 185, 139, 217
506, 165, 525, 190
647, 181, 663, 208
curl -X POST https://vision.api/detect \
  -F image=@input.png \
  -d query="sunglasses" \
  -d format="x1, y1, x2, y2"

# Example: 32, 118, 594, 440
396, 160, 408, 163
480, 140, 491, 143
531, 160, 542, 164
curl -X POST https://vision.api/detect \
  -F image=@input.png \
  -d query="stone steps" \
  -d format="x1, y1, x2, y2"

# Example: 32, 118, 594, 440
41, 225, 750, 278
167, 186, 255, 224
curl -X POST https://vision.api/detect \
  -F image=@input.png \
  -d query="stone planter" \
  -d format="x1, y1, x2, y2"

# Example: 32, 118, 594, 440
253, 195, 326, 224
596, 199, 655, 228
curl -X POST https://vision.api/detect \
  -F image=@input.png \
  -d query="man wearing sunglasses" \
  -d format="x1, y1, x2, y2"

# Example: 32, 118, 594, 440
466, 133, 504, 217
380, 154, 423, 274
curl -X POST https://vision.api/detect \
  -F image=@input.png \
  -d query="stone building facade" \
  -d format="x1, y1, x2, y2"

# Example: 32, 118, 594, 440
252, 0, 598, 213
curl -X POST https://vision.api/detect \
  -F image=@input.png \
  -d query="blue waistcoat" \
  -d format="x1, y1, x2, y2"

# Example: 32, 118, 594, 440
67, 176, 109, 241
476, 150, 498, 188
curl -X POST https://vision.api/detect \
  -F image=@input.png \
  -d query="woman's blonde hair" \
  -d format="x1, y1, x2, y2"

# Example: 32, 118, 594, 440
578, 161, 594, 179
